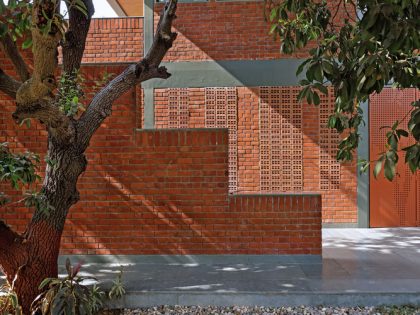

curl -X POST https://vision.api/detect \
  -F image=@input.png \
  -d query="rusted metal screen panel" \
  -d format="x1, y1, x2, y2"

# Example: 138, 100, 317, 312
319, 89, 341, 191
370, 88, 419, 227
259, 87, 303, 192
205, 88, 238, 194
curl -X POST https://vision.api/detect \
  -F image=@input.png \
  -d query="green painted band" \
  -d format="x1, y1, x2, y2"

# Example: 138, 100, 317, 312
357, 100, 370, 228
143, 88, 155, 129
142, 59, 306, 88
144, 0, 154, 56
323, 223, 359, 228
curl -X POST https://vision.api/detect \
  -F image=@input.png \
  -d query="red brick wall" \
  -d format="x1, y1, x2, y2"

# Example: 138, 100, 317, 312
154, 0, 353, 62
81, 18, 143, 63
155, 1, 287, 61
154, 86, 358, 223
0, 104, 322, 254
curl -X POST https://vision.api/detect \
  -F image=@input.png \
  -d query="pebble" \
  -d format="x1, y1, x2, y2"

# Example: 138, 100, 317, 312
98, 305, 420, 315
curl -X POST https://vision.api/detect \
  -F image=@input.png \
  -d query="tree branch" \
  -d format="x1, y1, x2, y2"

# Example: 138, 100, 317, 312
0, 220, 22, 252
0, 68, 21, 98
76, 0, 177, 151
14, 0, 63, 129
0, 33, 31, 82
62, 0, 94, 74
12, 99, 75, 143
0, 219, 27, 285
144, 0, 178, 67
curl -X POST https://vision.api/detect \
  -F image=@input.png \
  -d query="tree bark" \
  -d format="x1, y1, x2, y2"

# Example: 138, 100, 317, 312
0, 140, 87, 314
0, 0, 178, 313
0, 33, 30, 82
0, 220, 61, 315
0, 68, 21, 98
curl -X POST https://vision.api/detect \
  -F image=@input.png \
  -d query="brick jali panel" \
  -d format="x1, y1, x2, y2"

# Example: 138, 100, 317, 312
205, 88, 238, 193
259, 87, 303, 192
152, 85, 358, 223
168, 89, 189, 128
319, 89, 341, 191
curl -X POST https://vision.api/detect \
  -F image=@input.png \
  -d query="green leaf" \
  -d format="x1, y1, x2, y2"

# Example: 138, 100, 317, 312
314, 63, 323, 82
314, 83, 328, 95
357, 75, 367, 91
269, 24, 277, 34
373, 157, 384, 179
22, 37, 32, 49
297, 86, 309, 102
384, 158, 396, 181
296, 59, 311, 76
321, 61, 334, 75
39, 278, 53, 290
387, 134, 398, 151
396, 129, 409, 138
313, 91, 320, 105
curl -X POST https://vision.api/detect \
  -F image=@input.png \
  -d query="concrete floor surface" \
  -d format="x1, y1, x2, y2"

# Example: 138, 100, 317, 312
69, 228, 420, 307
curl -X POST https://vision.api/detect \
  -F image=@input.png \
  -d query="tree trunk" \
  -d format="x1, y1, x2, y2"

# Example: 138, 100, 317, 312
0, 1, 177, 312
2, 221, 61, 314
0, 141, 87, 314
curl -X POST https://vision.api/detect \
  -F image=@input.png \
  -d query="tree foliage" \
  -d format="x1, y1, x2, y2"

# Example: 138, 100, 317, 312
267, 0, 420, 180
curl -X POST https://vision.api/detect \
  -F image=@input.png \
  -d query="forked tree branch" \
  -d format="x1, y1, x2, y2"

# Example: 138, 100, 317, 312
0, 68, 21, 98
76, 0, 178, 151
62, 0, 94, 74
0, 33, 31, 82
0, 220, 22, 252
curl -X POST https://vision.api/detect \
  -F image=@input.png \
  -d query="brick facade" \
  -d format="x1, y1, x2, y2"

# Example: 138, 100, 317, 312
0, 1, 361, 257
82, 18, 144, 63
154, 86, 357, 223
0, 91, 322, 254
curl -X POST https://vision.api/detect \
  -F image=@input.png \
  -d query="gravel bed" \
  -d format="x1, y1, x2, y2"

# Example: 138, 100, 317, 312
100, 305, 420, 315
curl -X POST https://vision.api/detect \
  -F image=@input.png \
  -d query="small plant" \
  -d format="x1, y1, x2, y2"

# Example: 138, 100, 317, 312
0, 143, 40, 190
0, 283, 23, 315
108, 269, 125, 300
31, 259, 126, 315
31, 259, 104, 315
57, 71, 85, 117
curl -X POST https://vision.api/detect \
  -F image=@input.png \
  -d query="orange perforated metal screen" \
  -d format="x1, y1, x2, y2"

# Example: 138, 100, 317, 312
205, 88, 238, 193
319, 89, 341, 190
259, 87, 303, 192
370, 88, 420, 227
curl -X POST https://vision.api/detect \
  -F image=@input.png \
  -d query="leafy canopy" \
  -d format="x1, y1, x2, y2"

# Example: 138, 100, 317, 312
267, 0, 419, 180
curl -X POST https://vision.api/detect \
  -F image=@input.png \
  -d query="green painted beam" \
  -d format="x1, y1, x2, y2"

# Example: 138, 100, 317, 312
143, 0, 154, 55
357, 100, 370, 228
143, 88, 155, 129
142, 59, 305, 89
143, 0, 154, 128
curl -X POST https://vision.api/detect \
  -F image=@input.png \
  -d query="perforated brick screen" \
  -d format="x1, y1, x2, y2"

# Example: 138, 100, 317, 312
319, 89, 341, 191
205, 88, 238, 193
168, 88, 189, 128
259, 87, 303, 192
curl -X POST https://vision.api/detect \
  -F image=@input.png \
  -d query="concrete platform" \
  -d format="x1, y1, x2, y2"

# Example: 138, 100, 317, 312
58, 228, 420, 307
